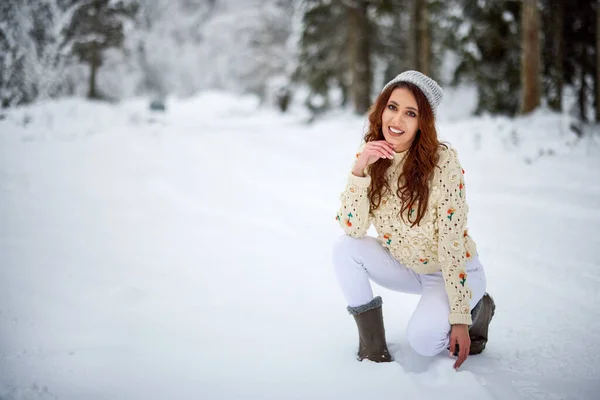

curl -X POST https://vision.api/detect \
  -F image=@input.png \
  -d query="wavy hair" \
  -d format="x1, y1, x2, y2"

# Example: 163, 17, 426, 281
364, 81, 445, 227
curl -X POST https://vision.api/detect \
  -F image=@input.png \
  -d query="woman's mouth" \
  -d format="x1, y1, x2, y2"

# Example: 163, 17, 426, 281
388, 126, 404, 137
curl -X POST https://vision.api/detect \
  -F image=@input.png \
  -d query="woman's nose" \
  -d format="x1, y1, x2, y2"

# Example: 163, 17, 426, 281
393, 114, 405, 125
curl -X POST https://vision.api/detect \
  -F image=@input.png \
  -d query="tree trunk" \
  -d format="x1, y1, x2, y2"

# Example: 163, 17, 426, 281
548, 0, 564, 112
407, 0, 430, 74
408, 0, 419, 71
596, 0, 600, 121
88, 41, 98, 99
347, 1, 372, 114
520, 0, 541, 114
579, 43, 588, 121
417, 0, 430, 76
88, 0, 101, 100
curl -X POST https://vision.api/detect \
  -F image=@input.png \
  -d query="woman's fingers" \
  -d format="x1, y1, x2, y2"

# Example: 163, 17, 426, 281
357, 140, 397, 165
364, 146, 392, 160
366, 142, 395, 158
378, 140, 396, 154
448, 330, 469, 370
373, 148, 393, 159
368, 141, 395, 154
453, 338, 470, 370
448, 336, 457, 358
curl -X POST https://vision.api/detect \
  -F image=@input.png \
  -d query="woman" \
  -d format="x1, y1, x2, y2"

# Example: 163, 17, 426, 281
333, 71, 495, 370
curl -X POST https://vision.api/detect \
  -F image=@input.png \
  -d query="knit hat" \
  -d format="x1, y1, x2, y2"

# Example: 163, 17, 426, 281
381, 70, 443, 115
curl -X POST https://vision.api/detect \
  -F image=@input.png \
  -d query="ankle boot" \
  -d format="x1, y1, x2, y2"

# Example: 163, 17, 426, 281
469, 292, 496, 355
347, 296, 392, 362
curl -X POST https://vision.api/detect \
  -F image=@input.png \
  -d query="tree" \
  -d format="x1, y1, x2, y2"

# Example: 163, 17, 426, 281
132, 0, 216, 98
129, 0, 296, 101
295, 0, 349, 112
346, 0, 372, 114
374, 1, 410, 84
236, 0, 297, 101
541, 0, 564, 112
443, 0, 521, 116
408, 0, 431, 75
597, 0, 600, 121
296, 0, 402, 114
0, 0, 34, 107
0, 0, 113, 107
563, 0, 596, 122
520, 0, 541, 114
64, 0, 138, 99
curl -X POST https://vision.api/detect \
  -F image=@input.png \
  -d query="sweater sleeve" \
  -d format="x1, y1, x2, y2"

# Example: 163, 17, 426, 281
436, 148, 473, 325
336, 146, 372, 237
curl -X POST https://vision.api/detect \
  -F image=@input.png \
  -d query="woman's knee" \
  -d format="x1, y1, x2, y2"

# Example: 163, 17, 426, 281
332, 235, 378, 260
406, 320, 449, 357
332, 234, 354, 256
466, 256, 487, 308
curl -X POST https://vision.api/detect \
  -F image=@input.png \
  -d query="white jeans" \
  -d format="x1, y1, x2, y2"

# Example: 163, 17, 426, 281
332, 235, 487, 357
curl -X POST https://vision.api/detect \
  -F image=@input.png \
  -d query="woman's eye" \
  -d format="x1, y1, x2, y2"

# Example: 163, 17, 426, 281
387, 104, 397, 111
407, 111, 416, 117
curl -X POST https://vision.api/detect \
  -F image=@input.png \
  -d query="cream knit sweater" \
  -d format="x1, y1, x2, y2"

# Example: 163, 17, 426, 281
336, 144, 477, 325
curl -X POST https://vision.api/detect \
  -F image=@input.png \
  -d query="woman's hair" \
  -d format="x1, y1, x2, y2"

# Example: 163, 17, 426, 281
364, 81, 445, 227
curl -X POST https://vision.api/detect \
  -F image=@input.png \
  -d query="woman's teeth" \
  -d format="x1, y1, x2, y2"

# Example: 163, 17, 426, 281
389, 127, 404, 135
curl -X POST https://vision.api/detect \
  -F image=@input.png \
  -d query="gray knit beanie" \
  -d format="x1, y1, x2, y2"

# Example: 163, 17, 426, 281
381, 70, 443, 115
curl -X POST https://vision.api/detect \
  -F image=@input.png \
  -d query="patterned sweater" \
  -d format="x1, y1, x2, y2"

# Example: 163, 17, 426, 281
336, 144, 477, 325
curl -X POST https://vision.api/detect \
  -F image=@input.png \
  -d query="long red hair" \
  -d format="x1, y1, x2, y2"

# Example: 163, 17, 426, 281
364, 82, 445, 227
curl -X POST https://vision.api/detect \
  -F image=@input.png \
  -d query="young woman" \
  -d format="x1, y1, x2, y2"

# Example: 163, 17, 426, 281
333, 71, 495, 370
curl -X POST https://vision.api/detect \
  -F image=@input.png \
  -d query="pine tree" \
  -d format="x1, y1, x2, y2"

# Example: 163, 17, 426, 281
520, 0, 541, 114
597, 0, 600, 121
295, 0, 401, 114
562, 0, 596, 122
442, 0, 521, 116
541, 0, 564, 112
63, 0, 138, 99
346, 0, 372, 114
237, 0, 297, 101
133, 0, 217, 98
408, 0, 430, 75
375, 0, 444, 84
0, 0, 42, 107
373, 1, 410, 84
295, 0, 349, 113
0, 0, 107, 107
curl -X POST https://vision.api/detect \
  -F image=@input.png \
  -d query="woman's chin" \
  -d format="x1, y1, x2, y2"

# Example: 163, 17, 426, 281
384, 138, 404, 148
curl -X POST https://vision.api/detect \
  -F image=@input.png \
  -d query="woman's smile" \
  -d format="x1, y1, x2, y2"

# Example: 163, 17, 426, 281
388, 126, 405, 136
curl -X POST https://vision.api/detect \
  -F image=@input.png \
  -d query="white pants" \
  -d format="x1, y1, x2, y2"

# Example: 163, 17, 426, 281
332, 235, 487, 357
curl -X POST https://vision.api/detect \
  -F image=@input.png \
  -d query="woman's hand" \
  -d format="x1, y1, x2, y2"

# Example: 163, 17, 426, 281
352, 141, 396, 177
449, 324, 470, 370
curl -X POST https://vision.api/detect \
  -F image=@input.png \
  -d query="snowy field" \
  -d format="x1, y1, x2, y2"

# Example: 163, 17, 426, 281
1, 90, 599, 400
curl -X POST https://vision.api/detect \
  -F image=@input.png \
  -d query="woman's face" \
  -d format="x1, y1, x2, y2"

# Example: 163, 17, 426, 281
381, 87, 420, 152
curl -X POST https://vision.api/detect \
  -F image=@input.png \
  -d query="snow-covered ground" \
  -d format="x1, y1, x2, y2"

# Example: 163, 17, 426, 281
1, 89, 599, 400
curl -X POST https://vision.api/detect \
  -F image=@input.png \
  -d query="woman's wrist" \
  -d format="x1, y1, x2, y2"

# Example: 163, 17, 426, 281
352, 164, 366, 177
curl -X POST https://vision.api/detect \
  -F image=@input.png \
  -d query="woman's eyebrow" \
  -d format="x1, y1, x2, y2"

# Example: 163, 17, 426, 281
388, 100, 418, 112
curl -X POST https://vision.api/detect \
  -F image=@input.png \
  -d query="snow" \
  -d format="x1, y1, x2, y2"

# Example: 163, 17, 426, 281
502, 11, 515, 23
1, 88, 599, 400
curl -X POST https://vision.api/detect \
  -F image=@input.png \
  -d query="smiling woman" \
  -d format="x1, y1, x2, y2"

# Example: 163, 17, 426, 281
333, 70, 496, 370
380, 88, 420, 152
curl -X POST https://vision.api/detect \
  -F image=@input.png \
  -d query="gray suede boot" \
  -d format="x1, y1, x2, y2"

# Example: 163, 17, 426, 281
347, 296, 393, 363
469, 292, 496, 355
